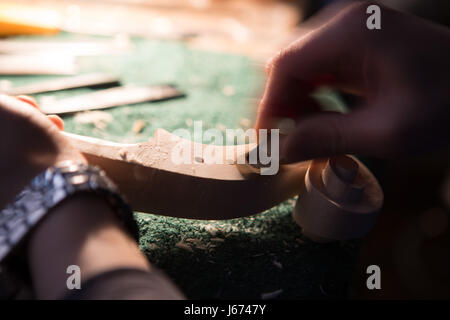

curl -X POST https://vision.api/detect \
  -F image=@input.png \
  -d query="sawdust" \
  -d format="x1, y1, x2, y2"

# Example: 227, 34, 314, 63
175, 236, 219, 252
175, 242, 193, 252
175, 236, 194, 252
239, 118, 251, 128
202, 224, 219, 236
186, 238, 202, 245
222, 85, 235, 96
186, 238, 217, 251
215, 123, 226, 132
74, 110, 113, 130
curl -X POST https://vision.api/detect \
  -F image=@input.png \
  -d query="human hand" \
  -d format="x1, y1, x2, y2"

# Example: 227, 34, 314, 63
256, 2, 450, 162
0, 94, 85, 209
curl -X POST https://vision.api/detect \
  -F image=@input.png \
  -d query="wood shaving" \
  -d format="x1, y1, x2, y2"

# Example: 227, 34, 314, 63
132, 119, 147, 134
186, 238, 202, 245
175, 241, 193, 252
74, 111, 113, 130
175, 235, 193, 252
272, 260, 283, 269
202, 224, 219, 236
261, 289, 283, 300
215, 123, 226, 132
239, 118, 251, 128
185, 238, 215, 251
222, 85, 235, 96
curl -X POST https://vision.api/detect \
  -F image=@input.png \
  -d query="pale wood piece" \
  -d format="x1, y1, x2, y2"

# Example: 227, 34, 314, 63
40, 85, 185, 115
0, 54, 76, 75
2, 73, 120, 96
294, 155, 383, 241
63, 129, 310, 220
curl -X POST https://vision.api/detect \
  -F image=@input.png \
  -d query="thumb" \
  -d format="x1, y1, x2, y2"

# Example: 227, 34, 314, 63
281, 110, 380, 162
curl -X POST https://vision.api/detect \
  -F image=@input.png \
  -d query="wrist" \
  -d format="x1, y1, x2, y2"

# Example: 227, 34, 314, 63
27, 193, 123, 251
28, 193, 148, 299
0, 161, 142, 299
0, 161, 139, 263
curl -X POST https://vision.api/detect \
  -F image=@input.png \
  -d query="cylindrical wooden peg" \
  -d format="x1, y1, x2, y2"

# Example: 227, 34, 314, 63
294, 155, 383, 242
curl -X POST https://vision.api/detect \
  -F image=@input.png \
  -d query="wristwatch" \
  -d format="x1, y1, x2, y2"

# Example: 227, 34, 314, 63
0, 161, 139, 264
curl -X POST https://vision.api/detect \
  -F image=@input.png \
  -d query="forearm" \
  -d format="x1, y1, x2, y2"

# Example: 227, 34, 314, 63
27, 194, 150, 300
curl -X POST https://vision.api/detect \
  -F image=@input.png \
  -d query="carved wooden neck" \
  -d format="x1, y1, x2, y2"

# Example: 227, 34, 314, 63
63, 130, 383, 241
63, 130, 309, 220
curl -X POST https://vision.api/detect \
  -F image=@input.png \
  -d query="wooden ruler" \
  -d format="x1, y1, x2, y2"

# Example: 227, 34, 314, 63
0, 39, 133, 55
0, 54, 76, 75
39, 85, 185, 114
1, 73, 120, 95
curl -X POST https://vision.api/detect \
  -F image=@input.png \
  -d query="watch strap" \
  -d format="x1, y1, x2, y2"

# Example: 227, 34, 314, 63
0, 161, 139, 263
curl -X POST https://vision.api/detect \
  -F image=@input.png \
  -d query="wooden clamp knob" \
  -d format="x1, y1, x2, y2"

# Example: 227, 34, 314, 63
293, 155, 383, 242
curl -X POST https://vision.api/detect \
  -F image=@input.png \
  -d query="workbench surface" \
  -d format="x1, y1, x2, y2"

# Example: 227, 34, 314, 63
2, 34, 357, 299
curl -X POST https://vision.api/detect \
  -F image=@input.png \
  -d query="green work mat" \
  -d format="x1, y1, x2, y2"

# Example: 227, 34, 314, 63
2, 35, 357, 299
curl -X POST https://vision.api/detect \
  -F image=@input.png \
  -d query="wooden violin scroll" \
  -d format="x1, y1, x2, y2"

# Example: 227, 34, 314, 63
293, 155, 384, 242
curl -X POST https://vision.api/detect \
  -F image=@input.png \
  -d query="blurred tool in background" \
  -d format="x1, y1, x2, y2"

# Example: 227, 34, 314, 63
0, 3, 60, 36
